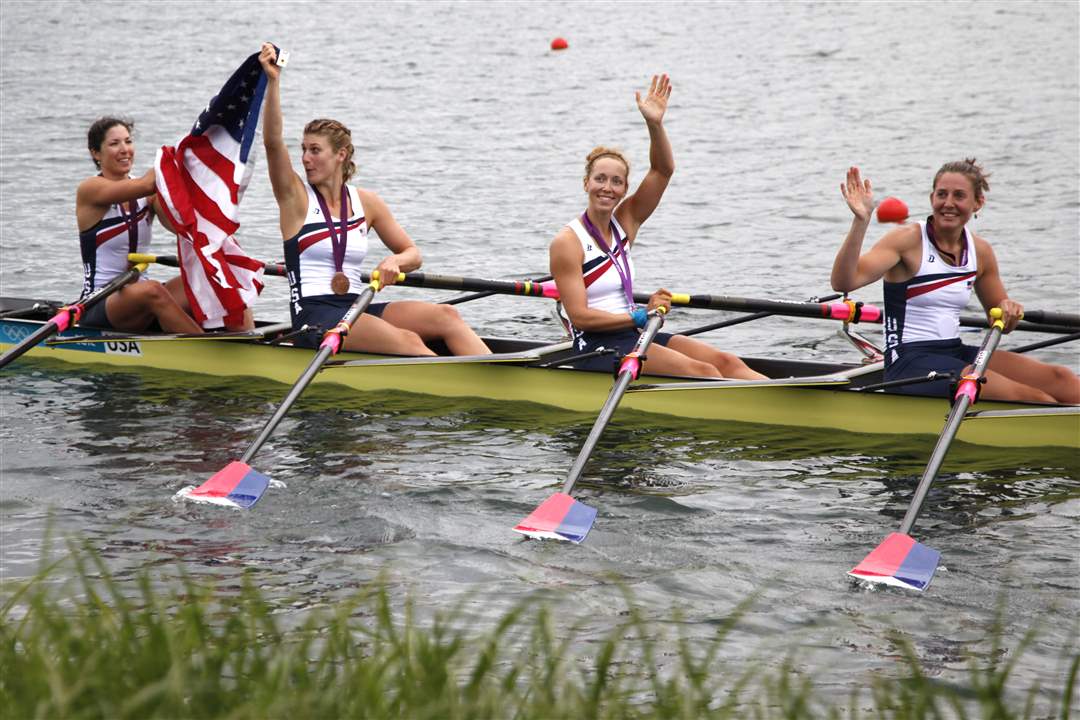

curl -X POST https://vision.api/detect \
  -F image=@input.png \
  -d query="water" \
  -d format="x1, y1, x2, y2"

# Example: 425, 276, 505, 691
2, 0, 1078, 708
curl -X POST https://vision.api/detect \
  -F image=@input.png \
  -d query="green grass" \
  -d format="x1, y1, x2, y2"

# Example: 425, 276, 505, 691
1, 542, 1075, 719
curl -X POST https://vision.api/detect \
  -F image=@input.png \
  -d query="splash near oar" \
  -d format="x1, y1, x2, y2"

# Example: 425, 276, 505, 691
0, 261, 149, 370
179, 461, 270, 509
175, 273, 387, 509
514, 308, 668, 543
849, 308, 1007, 591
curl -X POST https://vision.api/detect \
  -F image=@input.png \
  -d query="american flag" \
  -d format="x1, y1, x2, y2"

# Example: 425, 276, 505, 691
155, 51, 269, 329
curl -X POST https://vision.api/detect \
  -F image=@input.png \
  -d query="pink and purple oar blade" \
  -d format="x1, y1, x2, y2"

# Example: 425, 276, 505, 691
176, 461, 270, 509
848, 532, 941, 591
513, 492, 598, 543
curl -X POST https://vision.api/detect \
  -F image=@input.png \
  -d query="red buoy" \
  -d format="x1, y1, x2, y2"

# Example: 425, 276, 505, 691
550, 37, 568, 51
876, 196, 909, 224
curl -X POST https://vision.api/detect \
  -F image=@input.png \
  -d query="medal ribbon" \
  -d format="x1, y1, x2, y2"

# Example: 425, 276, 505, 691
580, 211, 634, 311
925, 216, 968, 266
117, 200, 140, 255
313, 183, 349, 273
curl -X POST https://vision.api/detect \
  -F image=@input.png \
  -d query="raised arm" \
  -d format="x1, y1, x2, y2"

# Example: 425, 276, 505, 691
832, 166, 911, 292
258, 43, 306, 231
75, 170, 156, 231
617, 74, 674, 237
359, 188, 422, 287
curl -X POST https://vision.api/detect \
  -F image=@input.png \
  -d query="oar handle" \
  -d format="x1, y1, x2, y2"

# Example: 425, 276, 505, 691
898, 308, 1005, 535
560, 308, 667, 496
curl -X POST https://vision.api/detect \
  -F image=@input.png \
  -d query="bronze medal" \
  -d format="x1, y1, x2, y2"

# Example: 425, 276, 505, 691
331, 271, 351, 295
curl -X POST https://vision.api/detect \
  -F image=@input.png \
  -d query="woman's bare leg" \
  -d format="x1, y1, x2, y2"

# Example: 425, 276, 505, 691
987, 350, 1079, 403
666, 334, 767, 379
379, 301, 491, 355
104, 280, 203, 333
342, 312, 436, 356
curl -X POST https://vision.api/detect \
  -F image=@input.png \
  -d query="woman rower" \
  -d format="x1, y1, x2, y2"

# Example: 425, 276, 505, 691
76, 117, 203, 333
833, 161, 1079, 403
549, 74, 765, 379
257, 44, 489, 356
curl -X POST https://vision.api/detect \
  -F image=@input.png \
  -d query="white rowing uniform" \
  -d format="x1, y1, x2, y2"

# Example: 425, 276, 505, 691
566, 215, 635, 329
283, 183, 369, 315
78, 195, 152, 298
882, 220, 977, 364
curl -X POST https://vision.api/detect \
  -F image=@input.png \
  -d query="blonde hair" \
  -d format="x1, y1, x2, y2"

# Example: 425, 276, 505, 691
933, 158, 991, 202
583, 146, 630, 185
304, 118, 357, 181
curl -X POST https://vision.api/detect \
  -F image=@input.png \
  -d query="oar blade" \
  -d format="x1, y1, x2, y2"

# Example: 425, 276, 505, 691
513, 492, 597, 543
848, 532, 940, 591
176, 461, 270, 509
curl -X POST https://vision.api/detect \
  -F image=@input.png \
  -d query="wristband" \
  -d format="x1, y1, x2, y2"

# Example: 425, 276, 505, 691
631, 307, 648, 328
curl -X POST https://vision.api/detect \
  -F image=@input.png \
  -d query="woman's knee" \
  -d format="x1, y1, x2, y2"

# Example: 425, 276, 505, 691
671, 356, 721, 377
129, 280, 173, 307
397, 327, 431, 354
434, 303, 466, 327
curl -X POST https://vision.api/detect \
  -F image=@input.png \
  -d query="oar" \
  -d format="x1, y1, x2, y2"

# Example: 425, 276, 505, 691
129, 252, 287, 278
848, 307, 1006, 592
656, 292, 881, 323
440, 274, 553, 306
680, 293, 843, 337
513, 308, 668, 543
0, 261, 150, 370
359, 270, 560, 299
176, 273, 387, 509
960, 313, 1077, 335
358, 271, 881, 324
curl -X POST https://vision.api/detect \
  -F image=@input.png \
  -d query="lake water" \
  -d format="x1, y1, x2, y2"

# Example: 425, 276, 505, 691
1, 0, 1077, 710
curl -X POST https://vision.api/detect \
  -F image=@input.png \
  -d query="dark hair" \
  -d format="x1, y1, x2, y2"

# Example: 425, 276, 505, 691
933, 158, 991, 202
87, 116, 135, 168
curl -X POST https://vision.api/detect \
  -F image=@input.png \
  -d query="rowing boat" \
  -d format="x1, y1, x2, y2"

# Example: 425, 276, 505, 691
2, 296, 1076, 449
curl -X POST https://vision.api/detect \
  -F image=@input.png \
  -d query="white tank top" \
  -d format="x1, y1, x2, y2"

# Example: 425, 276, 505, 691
78, 195, 152, 298
283, 184, 369, 308
882, 221, 977, 360
566, 215, 635, 318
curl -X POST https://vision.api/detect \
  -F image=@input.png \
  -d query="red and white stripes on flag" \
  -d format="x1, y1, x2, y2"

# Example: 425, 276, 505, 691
155, 51, 269, 329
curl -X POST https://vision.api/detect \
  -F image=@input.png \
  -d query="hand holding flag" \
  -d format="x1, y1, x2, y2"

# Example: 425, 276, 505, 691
155, 49, 276, 329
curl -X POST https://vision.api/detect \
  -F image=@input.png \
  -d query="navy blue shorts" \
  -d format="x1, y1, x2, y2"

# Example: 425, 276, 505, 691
884, 339, 980, 396
77, 300, 114, 330
291, 295, 388, 349
567, 327, 674, 372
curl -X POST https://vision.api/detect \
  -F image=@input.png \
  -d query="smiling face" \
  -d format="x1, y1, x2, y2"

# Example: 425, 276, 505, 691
91, 124, 135, 179
930, 172, 984, 231
301, 132, 347, 185
584, 156, 629, 214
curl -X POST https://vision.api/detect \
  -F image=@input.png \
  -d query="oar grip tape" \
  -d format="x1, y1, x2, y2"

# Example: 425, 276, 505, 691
319, 320, 352, 354
952, 373, 986, 405
617, 352, 645, 380
51, 303, 85, 333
